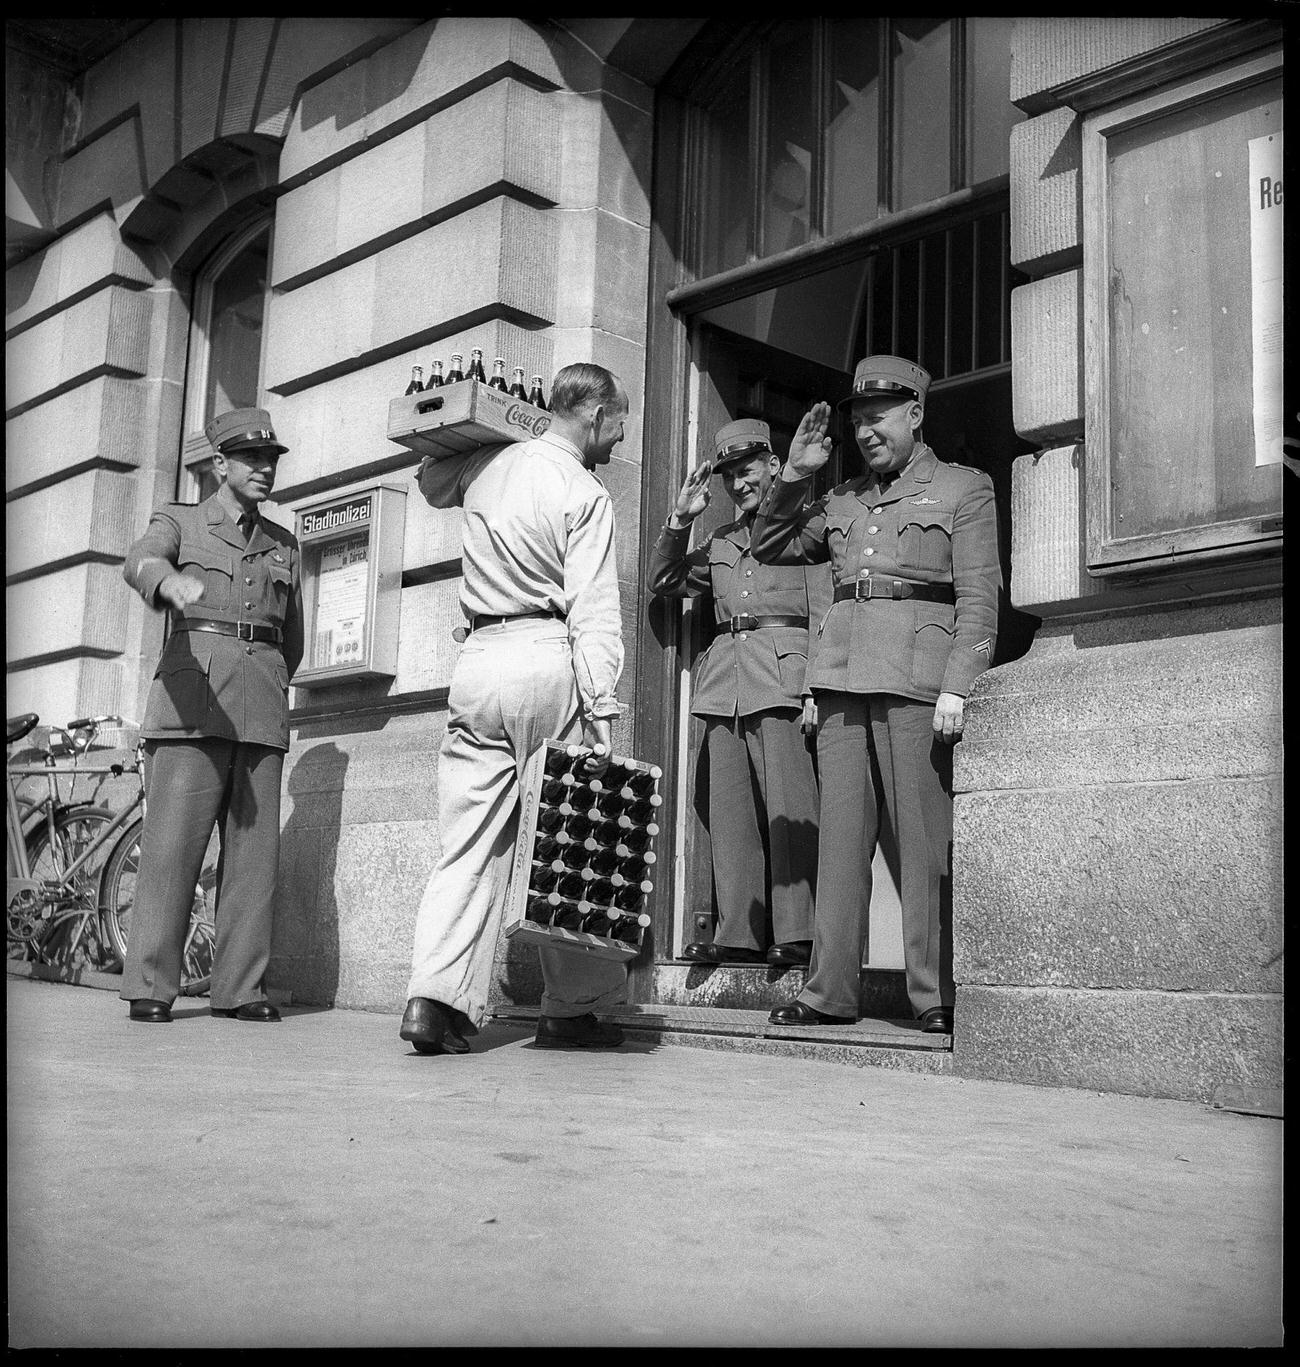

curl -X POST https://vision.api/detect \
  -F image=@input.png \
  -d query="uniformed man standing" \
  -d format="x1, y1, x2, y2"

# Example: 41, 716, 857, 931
751, 356, 1000, 1034
400, 363, 631, 1056
120, 407, 304, 1024
647, 419, 828, 966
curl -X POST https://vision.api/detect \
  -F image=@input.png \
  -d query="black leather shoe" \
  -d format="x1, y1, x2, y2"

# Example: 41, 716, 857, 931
212, 1001, 281, 1022
128, 999, 172, 1023
766, 941, 812, 966
919, 1007, 953, 1034
768, 999, 856, 1026
400, 997, 470, 1055
681, 942, 766, 965
534, 1013, 624, 1050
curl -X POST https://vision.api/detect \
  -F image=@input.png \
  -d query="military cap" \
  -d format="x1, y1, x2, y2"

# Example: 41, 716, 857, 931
838, 354, 931, 409
713, 418, 773, 471
205, 407, 289, 457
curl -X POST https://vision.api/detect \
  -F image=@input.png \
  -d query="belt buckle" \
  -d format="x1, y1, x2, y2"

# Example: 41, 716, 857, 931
235, 621, 254, 641
729, 613, 757, 633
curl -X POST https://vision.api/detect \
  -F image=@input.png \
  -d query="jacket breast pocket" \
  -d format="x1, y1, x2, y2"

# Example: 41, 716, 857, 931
707, 540, 742, 598
898, 511, 953, 574
267, 562, 292, 615
177, 543, 233, 610
153, 656, 212, 722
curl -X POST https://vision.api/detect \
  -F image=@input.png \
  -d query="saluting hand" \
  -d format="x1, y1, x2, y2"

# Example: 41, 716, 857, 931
785, 402, 834, 478
670, 463, 713, 527
158, 572, 204, 611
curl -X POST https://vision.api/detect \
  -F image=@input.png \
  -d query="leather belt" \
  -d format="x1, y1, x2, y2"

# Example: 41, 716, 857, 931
722, 614, 809, 634
175, 617, 283, 644
469, 609, 563, 632
833, 577, 955, 604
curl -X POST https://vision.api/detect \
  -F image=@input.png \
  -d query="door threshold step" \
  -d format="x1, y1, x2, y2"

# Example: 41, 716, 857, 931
491, 1003, 952, 1066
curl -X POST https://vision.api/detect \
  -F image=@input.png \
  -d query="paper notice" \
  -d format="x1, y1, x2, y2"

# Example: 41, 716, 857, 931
313, 533, 369, 667
1248, 131, 1282, 467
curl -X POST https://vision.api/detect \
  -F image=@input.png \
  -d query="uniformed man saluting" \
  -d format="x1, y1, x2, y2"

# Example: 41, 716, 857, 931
751, 356, 1000, 1035
648, 419, 829, 966
119, 407, 304, 1024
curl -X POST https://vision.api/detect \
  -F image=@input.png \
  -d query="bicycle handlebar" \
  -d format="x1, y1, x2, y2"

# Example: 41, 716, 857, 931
65, 714, 124, 734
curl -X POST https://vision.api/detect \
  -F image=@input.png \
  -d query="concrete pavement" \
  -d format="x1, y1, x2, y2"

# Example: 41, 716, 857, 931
6, 976, 1283, 1348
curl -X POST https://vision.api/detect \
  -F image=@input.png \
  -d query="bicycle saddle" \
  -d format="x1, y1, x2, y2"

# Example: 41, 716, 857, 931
7, 713, 39, 744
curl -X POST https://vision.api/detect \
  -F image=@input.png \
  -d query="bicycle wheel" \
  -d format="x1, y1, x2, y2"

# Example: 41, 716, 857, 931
16, 806, 119, 972
100, 816, 217, 995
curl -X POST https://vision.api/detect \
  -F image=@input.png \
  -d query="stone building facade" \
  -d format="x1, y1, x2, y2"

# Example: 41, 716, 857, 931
5, 16, 1283, 1102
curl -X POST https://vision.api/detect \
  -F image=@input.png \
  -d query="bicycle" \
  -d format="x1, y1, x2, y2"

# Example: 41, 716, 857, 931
6, 713, 216, 994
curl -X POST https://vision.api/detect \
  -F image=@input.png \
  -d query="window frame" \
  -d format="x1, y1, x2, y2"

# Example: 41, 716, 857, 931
178, 214, 275, 501
1080, 45, 1284, 576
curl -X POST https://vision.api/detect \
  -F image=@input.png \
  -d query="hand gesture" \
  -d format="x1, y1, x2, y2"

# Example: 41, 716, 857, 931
158, 572, 204, 611
932, 692, 965, 745
786, 402, 834, 477
672, 463, 713, 526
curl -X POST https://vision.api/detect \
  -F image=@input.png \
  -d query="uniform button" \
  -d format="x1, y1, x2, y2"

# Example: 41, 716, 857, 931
873, 506, 883, 514
245, 577, 253, 586
738, 633, 748, 641
868, 526, 880, 534
245, 646, 253, 655
745, 570, 753, 577
740, 590, 750, 597
245, 600, 254, 609
858, 568, 869, 579
864, 548, 875, 556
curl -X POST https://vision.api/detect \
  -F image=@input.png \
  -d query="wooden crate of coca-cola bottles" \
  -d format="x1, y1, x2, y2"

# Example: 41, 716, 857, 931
503, 740, 664, 963
387, 379, 551, 461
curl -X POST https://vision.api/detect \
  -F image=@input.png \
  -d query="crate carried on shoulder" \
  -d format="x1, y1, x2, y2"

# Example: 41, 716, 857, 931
388, 378, 551, 462
504, 741, 664, 962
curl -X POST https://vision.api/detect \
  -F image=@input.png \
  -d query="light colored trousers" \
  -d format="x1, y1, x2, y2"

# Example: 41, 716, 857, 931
406, 617, 627, 1028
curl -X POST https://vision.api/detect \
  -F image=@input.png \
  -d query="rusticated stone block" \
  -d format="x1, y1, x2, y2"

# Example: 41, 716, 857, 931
53, 117, 148, 235
274, 80, 561, 290
1009, 108, 1080, 275
1010, 272, 1082, 444
6, 215, 154, 333
4, 377, 152, 494
1008, 442, 1110, 611
553, 206, 651, 343
281, 17, 564, 184
5, 470, 138, 580
954, 776, 1282, 993
954, 984, 1283, 1103
1011, 17, 1234, 109
263, 198, 556, 393
7, 563, 133, 664
3, 656, 128, 727
5, 288, 152, 415
556, 85, 653, 227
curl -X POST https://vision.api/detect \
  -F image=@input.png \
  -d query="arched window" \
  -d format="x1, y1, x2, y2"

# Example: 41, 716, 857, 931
179, 216, 273, 500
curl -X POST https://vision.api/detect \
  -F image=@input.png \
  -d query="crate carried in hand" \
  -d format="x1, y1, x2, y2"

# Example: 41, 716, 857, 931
504, 740, 664, 962
387, 378, 551, 462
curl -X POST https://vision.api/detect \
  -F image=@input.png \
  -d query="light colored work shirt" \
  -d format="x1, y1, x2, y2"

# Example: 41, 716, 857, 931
417, 430, 625, 720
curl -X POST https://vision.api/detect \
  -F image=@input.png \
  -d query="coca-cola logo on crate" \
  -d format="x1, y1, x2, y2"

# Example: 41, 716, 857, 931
506, 403, 551, 437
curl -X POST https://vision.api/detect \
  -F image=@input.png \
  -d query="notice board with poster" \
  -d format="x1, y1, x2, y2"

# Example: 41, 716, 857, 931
293, 483, 406, 687
1082, 46, 1282, 576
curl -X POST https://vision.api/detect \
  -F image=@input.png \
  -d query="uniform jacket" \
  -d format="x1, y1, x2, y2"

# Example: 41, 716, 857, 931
750, 445, 999, 702
124, 496, 304, 749
647, 515, 832, 719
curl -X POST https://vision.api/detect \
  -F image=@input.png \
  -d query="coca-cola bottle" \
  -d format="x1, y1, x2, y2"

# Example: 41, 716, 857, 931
615, 825, 656, 855
564, 811, 599, 839
529, 862, 564, 893
536, 805, 566, 834
549, 899, 586, 932
424, 358, 445, 389
528, 375, 548, 411
534, 832, 575, 862
466, 348, 487, 383
614, 844, 657, 869
540, 774, 578, 804
622, 795, 663, 823
405, 365, 424, 396
526, 890, 563, 922
544, 744, 582, 777
508, 366, 528, 400
488, 357, 509, 391
445, 353, 466, 384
